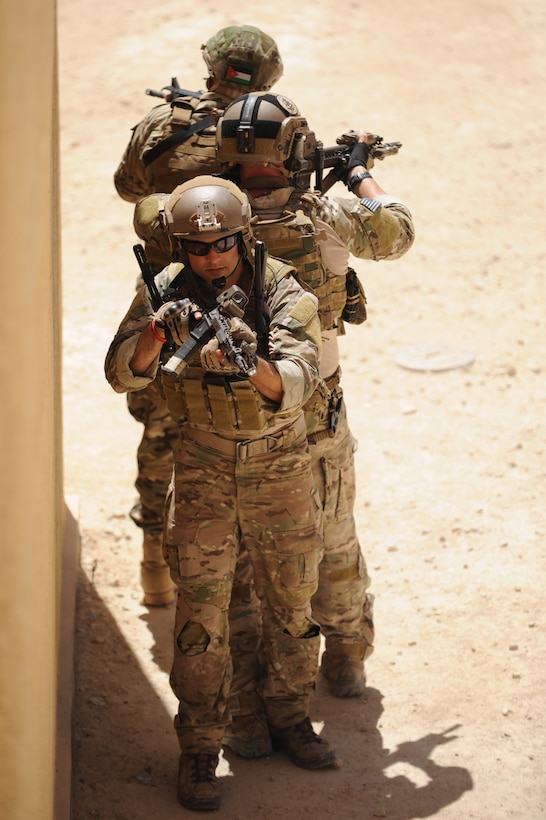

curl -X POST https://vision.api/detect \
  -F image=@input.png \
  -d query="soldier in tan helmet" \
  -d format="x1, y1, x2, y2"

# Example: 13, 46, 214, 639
213, 91, 415, 704
112, 25, 284, 610
133, 93, 415, 717
105, 176, 337, 812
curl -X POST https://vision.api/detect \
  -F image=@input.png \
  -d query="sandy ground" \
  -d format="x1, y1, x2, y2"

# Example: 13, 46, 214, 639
59, 1, 546, 817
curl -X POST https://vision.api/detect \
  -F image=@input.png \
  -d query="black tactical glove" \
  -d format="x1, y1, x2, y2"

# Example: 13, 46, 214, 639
347, 139, 371, 174
154, 298, 200, 346
342, 138, 374, 190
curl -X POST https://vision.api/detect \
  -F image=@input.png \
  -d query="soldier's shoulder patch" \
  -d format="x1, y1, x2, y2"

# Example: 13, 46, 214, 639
359, 196, 382, 214
288, 294, 316, 326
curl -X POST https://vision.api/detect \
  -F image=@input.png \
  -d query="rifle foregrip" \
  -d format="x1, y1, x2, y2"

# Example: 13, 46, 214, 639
161, 319, 215, 377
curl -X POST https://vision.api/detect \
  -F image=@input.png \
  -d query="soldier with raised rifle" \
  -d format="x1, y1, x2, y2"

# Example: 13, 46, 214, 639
105, 176, 338, 812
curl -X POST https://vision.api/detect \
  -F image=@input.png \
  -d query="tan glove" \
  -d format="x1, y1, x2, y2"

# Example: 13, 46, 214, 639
154, 299, 200, 346
200, 337, 238, 373
200, 317, 258, 374
230, 317, 258, 355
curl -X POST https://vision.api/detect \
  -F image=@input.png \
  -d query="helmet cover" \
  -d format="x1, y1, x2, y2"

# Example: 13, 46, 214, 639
202, 25, 283, 95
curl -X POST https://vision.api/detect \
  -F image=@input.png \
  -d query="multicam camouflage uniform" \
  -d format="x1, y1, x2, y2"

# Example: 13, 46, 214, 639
112, 25, 283, 605
244, 185, 414, 691
114, 24, 283, 266
210, 89, 415, 700
133, 181, 415, 697
104, 253, 323, 752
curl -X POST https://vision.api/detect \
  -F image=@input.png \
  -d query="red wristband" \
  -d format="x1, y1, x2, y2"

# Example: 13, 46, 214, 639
150, 319, 166, 343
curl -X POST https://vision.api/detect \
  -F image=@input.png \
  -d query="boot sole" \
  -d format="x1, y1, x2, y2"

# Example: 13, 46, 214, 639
142, 589, 176, 606
288, 751, 339, 770
178, 795, 220, 812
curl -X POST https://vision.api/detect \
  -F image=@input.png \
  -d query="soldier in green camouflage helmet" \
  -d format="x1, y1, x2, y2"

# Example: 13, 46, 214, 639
213, 92, 415, 710
114, 25, 283, 215
105, 177, 337, 812
112, 26, 284, 609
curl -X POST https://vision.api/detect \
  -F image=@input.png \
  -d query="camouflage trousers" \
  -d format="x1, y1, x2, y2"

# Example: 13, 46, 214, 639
308, 400, 374, 663
127, 376, 373, 710
227, 399, 374, 712
126, 381, 178, 534
164, 420, 322, 755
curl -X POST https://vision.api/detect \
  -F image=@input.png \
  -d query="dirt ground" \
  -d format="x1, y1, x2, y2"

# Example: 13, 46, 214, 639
58, 1, 546, 818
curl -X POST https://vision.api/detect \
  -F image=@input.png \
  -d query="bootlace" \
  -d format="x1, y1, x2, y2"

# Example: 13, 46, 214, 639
191, 754, 217, 785
294, 718, 325, 746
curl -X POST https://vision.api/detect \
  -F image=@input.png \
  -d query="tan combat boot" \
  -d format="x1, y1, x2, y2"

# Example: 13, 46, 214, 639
223, 712, 272, 758
321, 643, 366, 697
223, 692, 272, 758
177, 753, 220, 811
270, 717, 338, 769
140, 531, 176, 606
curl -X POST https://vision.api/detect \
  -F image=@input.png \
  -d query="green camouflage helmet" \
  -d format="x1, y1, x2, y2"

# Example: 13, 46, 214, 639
201, 25, 284, 98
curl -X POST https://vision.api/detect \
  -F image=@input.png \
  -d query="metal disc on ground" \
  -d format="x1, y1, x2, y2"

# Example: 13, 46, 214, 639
393, 343, 475, 372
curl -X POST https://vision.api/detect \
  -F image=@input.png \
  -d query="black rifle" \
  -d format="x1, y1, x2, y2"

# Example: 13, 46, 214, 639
162, 285, 257, 378
287, 130, 402, 193
253, 240, 269, 358
133, 243, 162, 311
145, 76, 203, 101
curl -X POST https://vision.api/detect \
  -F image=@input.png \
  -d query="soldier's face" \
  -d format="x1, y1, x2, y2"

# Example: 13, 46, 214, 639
182, 234, 243, 286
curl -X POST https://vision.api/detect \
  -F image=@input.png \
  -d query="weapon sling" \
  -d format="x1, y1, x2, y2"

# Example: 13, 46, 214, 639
142, 116, 213, 167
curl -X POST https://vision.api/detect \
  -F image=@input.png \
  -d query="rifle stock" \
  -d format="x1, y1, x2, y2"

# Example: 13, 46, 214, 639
145, 76, 203, 101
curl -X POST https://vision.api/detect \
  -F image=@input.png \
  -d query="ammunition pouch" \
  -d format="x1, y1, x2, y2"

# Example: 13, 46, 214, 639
161, 364, 270, 435
341, 267, 367, 325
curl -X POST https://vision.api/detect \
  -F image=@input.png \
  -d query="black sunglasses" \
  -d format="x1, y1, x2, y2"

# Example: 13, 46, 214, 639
182, 234, 239, 257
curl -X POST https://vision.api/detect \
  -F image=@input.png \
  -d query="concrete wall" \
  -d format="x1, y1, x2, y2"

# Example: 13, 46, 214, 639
0, 1, 70, 819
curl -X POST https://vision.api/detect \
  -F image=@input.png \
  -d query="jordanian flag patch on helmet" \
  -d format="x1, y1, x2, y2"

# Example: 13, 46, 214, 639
225, 64, 252, 85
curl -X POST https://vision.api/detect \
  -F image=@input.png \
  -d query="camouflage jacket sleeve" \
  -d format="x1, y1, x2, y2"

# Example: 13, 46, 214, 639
265, 260, 322, 413
104, 269, 171, 392
315, 192, 415, 261
113, 104, 172, 203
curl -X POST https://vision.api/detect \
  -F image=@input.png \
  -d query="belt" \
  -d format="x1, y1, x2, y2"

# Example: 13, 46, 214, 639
184, 414, 307, 461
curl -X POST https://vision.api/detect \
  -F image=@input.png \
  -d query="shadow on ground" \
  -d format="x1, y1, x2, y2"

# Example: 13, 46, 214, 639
71, 567, 472, 819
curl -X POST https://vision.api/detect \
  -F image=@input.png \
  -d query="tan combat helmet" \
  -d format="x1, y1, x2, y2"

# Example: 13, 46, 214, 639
201, 25, 284, 101
216, 91, 315, 172
161, 176, 255, 263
